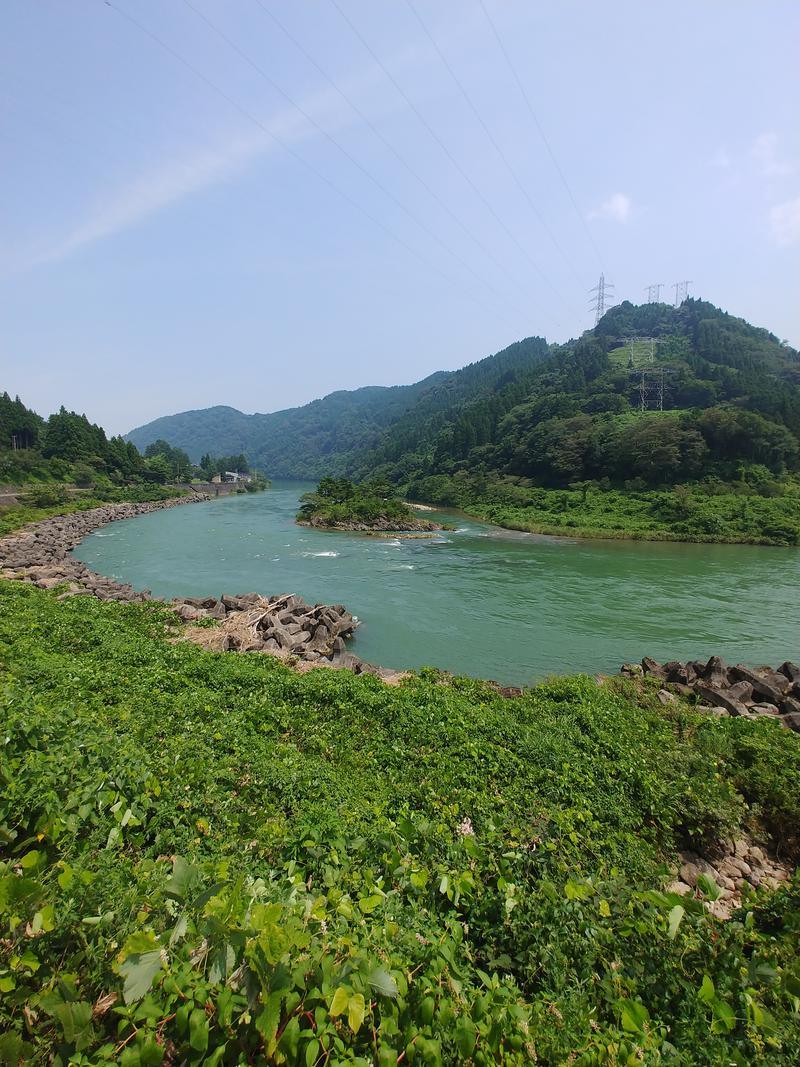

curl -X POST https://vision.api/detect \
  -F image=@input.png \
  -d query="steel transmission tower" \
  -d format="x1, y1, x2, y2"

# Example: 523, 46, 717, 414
644, 283, 664, 303
589, 273, 614, 325
672, 280, 692, 306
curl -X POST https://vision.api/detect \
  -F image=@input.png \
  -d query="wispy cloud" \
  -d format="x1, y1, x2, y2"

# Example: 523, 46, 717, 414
752, 132, 793, 178
770, 195, 800, 247
589, 192, 632, 223
29, 129, 275, 269
709, 148, 731, 169
3, 27, 420, 276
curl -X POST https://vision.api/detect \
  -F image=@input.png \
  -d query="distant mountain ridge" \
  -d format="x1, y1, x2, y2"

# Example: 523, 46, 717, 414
126, 299, 800, 489
124, 340, 550, 478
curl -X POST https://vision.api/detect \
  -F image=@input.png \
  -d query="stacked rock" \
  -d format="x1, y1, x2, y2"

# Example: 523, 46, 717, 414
171, 591, 360, 664
621, 655, 800, 731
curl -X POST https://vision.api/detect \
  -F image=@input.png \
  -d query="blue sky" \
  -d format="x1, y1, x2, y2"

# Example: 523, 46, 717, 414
2, 1, 798, 435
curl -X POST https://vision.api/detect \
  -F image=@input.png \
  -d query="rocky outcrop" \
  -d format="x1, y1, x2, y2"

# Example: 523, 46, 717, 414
298, 516, 444, 534
668, 837, 791, 919
174, 590, 404, 682
0, 497, 208, 603
621, 655, 800, 732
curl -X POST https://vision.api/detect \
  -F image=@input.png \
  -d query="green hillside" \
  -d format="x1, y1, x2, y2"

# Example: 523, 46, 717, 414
123, 340, 552, 479
125, 377, 457, 478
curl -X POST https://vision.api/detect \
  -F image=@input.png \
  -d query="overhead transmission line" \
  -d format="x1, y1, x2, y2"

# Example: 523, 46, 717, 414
250, 0, 535, 307
101, 0, 538, 331
404, 0, 584, 291
475, 0, 605, 271
326, 0, 573, 316
181, 0, 532, 323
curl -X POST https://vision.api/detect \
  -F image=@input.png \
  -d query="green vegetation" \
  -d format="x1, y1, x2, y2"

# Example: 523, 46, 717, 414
404, 473, 800, 546
0, 395, 180, 489
124, 300, 800, 543
0, 485, 188, 537
298, 478, 418, 528
2, 582, 800, 1063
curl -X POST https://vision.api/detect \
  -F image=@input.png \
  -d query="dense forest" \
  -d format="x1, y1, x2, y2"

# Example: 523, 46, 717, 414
1, 394, 150, 488
127, 299, 800, 495
355, 301, 800, 493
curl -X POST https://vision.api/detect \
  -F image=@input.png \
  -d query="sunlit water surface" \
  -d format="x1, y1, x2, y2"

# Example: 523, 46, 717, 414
73, 481, 800, 684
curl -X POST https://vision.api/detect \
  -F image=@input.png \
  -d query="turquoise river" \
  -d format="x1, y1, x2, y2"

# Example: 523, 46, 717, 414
73, 481, 800, 685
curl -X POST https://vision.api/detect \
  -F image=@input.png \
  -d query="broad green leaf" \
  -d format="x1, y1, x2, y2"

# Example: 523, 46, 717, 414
358, 894, 383, 914
599, 898, 611, 918
348, 992, 366, 1033
711, 999, 736, 1033
454, 1016, 477, 1058
619, 999, 650, 1034
330, 986, 350, 1017
368, 967, 398, 999
304, 1037, 320, 1067
564, 879, 592, 901
696, 873, 721, 901
119, 950, 163, 1004
189, 1008, 209, 1053
697, 975, 715, 1004
667, 904, 685, 939
53, 1001, 94, 1050
279, 1016, 301, 1060
164, 856, 198, 902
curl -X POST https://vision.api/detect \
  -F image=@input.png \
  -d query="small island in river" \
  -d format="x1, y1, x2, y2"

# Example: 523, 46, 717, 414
297, 476, 448, 533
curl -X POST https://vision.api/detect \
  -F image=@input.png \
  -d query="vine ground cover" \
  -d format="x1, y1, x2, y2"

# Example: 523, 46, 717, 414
1, 582, 799, 1064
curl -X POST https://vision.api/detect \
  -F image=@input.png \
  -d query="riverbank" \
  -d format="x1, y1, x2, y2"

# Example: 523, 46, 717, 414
298, 516, 445, 534
0, 495, 209, 602
0, 496, 388, 677
406, 478, 800, 546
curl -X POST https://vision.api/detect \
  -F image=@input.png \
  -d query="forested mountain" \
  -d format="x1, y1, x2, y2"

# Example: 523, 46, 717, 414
127, 300, 799, 497
125, 383, 451, 477
357, 300, 800, 501
125, 339, 551, 477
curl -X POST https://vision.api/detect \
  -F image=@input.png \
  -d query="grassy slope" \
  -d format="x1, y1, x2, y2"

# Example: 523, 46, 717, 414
1, 582, 800, 1063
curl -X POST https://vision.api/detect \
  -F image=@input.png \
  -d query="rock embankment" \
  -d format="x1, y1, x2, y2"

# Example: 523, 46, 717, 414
299, 516, 444, 534
670, 837, 791, 919
174, 591, 405, 683
621, 655, 800, 732
0, 497, 208, 602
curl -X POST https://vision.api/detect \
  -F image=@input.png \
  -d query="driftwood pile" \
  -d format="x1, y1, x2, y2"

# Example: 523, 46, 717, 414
621, 655, 800, 732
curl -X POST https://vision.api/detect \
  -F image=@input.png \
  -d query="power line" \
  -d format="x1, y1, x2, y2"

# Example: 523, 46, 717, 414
250, 0, 534, 307
475, 0, 604, 271
404, 0, 583, 288
181, 0, 530, 322
101, 1, 532, 330
326, 0, 572, 317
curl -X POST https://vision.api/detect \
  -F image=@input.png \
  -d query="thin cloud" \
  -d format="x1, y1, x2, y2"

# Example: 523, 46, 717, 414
3, 29, 422, 275
770, 195, 800, 247
589, 192, 632, 223
709, 148, 731, 169
752, 132, 793, 178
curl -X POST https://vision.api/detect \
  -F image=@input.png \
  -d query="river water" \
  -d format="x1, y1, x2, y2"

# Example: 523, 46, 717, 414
72, 481, 800, 684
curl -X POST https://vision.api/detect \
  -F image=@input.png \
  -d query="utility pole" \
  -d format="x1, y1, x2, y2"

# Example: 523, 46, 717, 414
589, 273, 614, 325
672, 280, 692, 307
644, 283, 663, 303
